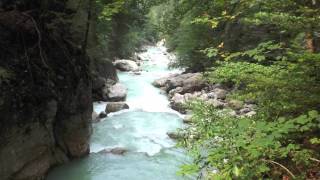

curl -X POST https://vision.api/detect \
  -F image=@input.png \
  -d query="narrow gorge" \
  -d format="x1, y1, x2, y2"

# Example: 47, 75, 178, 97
1, 0, 319, 180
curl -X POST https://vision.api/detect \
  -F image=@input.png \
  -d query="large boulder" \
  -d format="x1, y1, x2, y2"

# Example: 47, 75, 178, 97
114, 59, 139, 71
105, 102, 129, 114
154, 73, 206, 93
180, 73, 206, 93
152, 74, 178, 88
103, 83, 127, 102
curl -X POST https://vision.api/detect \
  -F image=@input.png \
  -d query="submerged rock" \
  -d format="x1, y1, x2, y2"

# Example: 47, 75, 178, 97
114, 59, 139, 71
98, 147, 128, 155
105, 102, 129, 114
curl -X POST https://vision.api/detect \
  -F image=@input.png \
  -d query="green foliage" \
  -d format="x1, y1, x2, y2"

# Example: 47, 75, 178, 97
96, 0, 162, 58
179, 102, 320, 179
158, 0, 320, 179
0, 67, 13, 83
97, 0, 125, 21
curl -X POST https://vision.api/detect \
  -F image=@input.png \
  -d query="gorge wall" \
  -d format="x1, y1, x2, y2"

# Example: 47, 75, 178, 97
0, 0, 116, 179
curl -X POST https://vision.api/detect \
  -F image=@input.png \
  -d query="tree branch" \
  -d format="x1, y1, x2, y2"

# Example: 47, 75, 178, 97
262, 159, 296, 179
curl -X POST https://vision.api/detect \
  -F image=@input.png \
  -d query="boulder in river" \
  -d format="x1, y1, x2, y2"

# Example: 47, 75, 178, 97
152, 74, 178, 88
105, 102, 129, 114
153, 73, 206, 93
103, 83, 127, 102
114, 59, 139, 71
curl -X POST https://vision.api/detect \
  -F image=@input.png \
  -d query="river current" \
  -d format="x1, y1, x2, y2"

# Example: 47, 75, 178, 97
47, 44, 193, 180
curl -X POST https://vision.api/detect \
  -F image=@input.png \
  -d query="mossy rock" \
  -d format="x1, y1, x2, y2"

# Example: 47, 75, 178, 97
228, 100, 244, 110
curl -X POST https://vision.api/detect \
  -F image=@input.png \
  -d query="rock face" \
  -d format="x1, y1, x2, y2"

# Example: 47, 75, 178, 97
91, 59, 119, 101
114, 59, 139, 71
105, 102, 129, 114
0, 0, 98, 179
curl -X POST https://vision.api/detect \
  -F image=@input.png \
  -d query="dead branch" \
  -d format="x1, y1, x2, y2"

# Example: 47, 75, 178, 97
262, 159, 296, 179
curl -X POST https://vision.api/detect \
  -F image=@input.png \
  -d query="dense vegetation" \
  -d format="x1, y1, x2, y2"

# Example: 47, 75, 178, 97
98, 0, 320, 179
145, 0, 320, 179
95, 0, 161, 59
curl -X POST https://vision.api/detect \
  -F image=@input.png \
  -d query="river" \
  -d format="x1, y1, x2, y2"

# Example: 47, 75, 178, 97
47, 44, 194, 180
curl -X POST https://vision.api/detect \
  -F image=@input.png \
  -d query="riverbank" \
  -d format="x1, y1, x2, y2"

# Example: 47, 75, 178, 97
152, 73, 257, 119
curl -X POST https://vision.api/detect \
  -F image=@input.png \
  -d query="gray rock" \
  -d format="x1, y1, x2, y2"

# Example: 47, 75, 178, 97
170, 93, 187, 113
105, 102, 129, 114
152, 77, 168, 88
152, 74, 178, 88
244, 111, 257, 117
239, 107, 251, 115
171, 93, 185, 104
207, 92, 216, 99
212, 88, 228, 100
180, 73, 206, 93
168, 87, 183, 97
208, 99, 226, 109
104, 83, 127, 102
166, 73, 205, 93
228, 110, 238, 117
110, 148, 128, 155
99, 147, 128, 155
114, 59, 139, 71
183, 115, 193, 124
167, 132, 183, 139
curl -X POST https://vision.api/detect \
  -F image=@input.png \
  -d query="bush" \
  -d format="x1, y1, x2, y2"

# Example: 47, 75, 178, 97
179, 101, 320, 179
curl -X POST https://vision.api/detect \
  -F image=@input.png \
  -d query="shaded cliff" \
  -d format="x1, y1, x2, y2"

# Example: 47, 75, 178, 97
0, 0, 109, 179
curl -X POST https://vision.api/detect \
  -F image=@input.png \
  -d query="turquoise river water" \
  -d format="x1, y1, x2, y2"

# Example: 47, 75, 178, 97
47, 44, 194, 180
